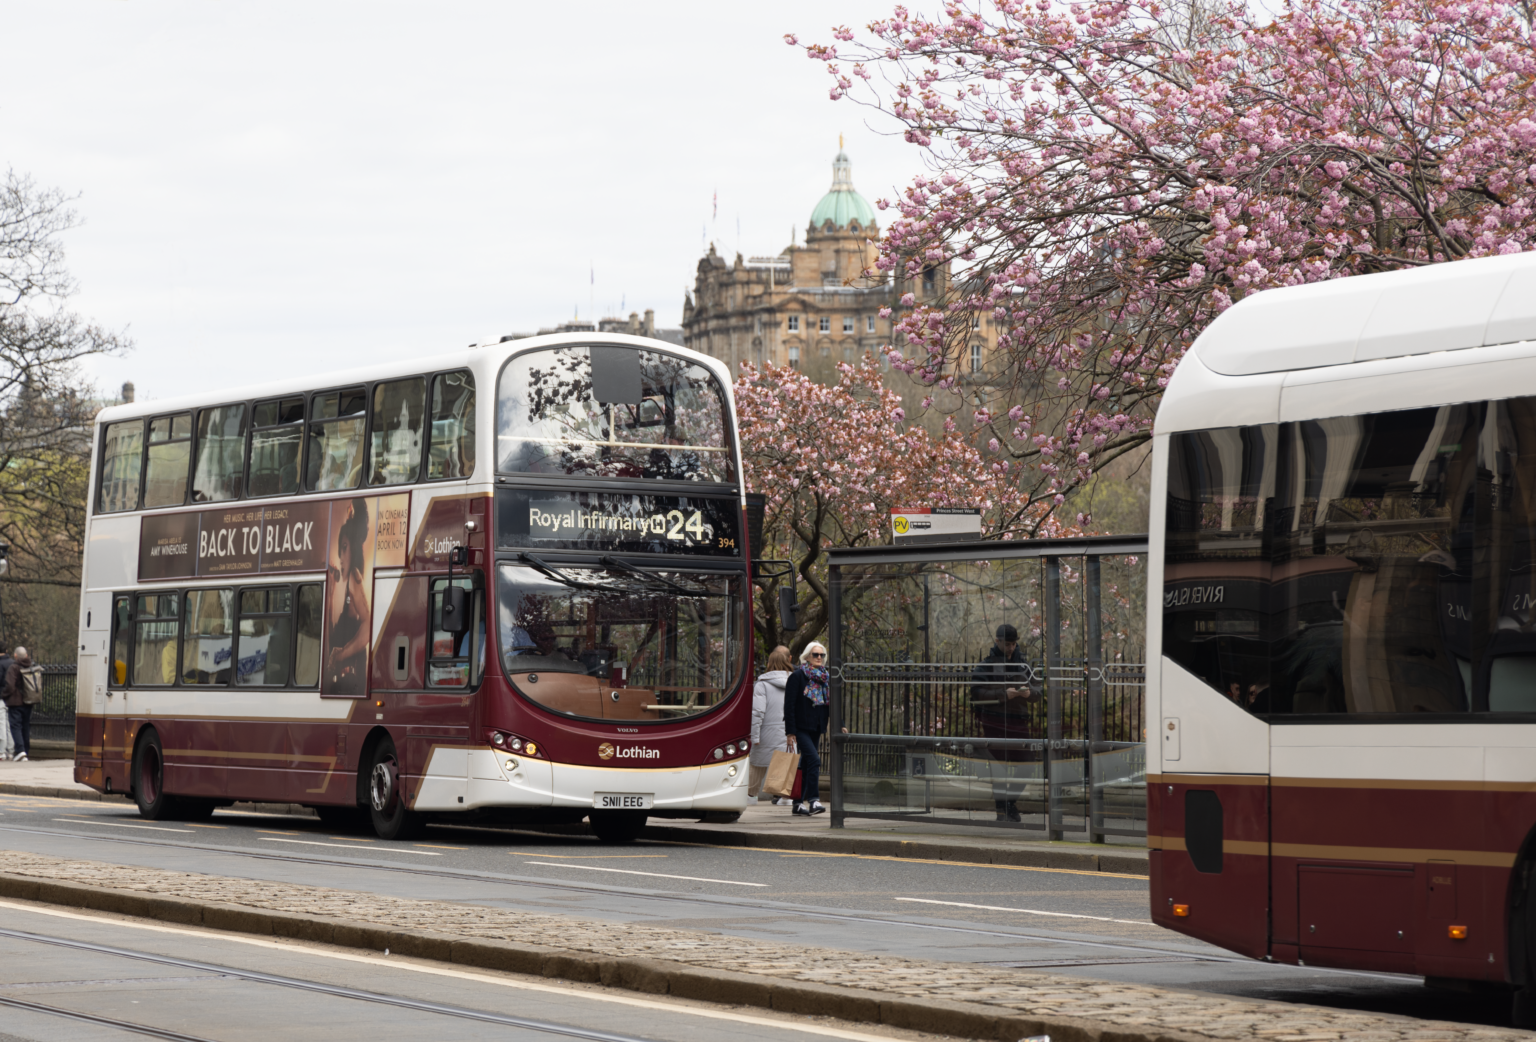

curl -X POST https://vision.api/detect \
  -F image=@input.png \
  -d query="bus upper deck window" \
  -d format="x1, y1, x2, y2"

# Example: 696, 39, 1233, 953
427, 371, 475, 480
192, 404, 247, 503
143, 413, 193, 509
369, 378, 426, 486
306, 388, 366, 492
98, 420, 145, 513
248, 397, 305, 498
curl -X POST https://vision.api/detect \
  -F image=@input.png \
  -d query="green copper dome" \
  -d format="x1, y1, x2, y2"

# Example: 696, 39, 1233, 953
810, 151, 876, 230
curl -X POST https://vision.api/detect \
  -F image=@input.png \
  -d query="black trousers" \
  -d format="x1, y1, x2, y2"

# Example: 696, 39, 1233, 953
794, 730, 822, 803
8, 704, 31, 756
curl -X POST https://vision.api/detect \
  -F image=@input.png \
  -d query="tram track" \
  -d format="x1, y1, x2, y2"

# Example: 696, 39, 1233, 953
0, 817, 1411, 980
0, 925, 666, 1042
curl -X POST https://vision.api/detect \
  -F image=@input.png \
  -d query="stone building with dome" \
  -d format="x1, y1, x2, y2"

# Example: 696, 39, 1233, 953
682, 150, 995, 377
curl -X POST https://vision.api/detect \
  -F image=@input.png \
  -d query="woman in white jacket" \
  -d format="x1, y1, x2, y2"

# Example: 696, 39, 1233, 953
749, 645, 794, 800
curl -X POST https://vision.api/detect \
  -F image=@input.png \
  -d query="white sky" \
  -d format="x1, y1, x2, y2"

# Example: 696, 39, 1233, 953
2, 2, 917, 403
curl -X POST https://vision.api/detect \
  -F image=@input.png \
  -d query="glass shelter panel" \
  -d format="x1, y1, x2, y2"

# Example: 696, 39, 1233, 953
833, 548, 1146, 839
497, 346, 733, 482
1162, 397, 1536, 716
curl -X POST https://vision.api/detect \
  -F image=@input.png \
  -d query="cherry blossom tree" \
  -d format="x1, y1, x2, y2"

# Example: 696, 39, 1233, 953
794, 0, 1536, 526
737, 355, 1073, 654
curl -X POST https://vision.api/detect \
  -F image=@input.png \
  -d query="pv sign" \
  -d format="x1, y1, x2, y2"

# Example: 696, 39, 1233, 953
891, 507, 981, 544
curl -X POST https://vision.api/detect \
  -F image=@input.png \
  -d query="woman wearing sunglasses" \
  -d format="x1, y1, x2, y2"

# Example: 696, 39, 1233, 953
783, 642, 831, 815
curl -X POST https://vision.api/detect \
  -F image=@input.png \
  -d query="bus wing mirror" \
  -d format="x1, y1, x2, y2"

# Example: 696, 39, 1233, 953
448, 546, 469, 567
436, 585, 470, 635
778, 587, 799, 632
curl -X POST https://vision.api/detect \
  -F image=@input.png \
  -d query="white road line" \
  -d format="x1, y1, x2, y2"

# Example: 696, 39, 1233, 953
259, 838, 441, 856
896, 897, 1151, 925
0, 900, 895, 1041
523, 862, 767, 887
53, 818, 194, 834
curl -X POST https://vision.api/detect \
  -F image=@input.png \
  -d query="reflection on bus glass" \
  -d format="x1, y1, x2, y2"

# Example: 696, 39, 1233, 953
497, 563, 743, 723
496, 346, 733, 482
1164, 398, 1536, 715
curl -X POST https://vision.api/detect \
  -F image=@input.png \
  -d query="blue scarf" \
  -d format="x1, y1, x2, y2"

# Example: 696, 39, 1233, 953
800, 664, 829, 706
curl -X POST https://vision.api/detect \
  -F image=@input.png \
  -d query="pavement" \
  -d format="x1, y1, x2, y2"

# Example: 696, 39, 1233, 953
1, 850, 1527, 1042
0, 758, 1148, 876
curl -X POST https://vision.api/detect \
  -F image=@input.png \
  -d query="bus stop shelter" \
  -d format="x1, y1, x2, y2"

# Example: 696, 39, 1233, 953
826, 534, 1148, 842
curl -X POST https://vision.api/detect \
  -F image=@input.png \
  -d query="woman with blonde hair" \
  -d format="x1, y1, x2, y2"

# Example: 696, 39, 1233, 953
748, 645, 793, 802
783, 641, 830, 815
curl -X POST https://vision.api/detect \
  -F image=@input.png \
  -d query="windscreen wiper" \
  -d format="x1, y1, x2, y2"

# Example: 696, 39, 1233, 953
600, 556, 708, 595
517, 553, 610, 591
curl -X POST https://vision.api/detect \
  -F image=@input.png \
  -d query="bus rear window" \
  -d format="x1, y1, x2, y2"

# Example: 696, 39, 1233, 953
496, 346, 732, 482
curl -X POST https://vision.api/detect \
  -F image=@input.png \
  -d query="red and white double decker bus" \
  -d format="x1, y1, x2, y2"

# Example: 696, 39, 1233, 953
75, 334, 752, 842
1148, 249, 1536, 1018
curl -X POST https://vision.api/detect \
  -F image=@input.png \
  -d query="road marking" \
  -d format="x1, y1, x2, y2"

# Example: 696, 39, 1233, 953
896, 897, 1151, 925
255, 829, 299, 835
736, 846, 1139, 879
523, 862, 766, 887
53, 818, 193, 834
412, 844, 466, 851
259, 838, 441, 856
523, 854, 669, 859
184, 823, 227, 829
0, 900, 897, 1042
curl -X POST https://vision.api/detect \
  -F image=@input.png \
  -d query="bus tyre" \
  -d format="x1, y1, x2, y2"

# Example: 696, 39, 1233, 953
132, 730, 179, 821
590, 810, 647, 844
368, 740, 424, 841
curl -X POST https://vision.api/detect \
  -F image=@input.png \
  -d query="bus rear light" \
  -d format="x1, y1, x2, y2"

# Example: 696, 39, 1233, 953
1450, 925, 1468, 940
1172, 904, 1190, 917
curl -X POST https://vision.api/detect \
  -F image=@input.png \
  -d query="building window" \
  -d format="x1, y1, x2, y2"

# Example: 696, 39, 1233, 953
843, 316, 854, 334
866, 315, 875, 334
755, 316, 763, 335
788, 345, 800, 368
972, 313, 981, 330
971, 342, 983, 373
922, 267, 936, 293
820, 316, 831, 333
787, 316, 800, 332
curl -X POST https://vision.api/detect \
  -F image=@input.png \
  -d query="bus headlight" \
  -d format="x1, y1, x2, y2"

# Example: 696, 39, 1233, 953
727, 765, 738, 777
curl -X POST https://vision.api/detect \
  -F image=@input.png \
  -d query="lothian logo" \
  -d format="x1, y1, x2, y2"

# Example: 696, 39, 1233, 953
598, 742, 616, 760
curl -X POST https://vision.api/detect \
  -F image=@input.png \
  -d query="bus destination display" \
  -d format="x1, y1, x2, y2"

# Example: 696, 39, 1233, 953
497, 489, 739, 556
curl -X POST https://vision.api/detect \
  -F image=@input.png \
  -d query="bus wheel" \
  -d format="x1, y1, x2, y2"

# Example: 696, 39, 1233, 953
368, 740, 424, 841
132, 730, 178, 821
590, 810, 647, 844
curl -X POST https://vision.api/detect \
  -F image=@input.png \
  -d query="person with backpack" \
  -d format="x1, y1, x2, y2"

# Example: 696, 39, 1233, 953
5, 647, 41, 762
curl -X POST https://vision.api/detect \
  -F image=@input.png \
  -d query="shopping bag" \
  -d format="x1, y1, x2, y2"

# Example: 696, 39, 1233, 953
763, 749, 798, 796
791, 769, 804, 800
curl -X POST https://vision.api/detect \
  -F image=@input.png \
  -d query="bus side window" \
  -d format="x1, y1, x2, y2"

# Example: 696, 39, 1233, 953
306, 388, 367, 492
237, 587, 293, 686
192, 404, 247, 503
427, 575, 482, 687
99, 420, 145, 514
144, 413, 193, 509
111, 595, 132, 686
249, 397, 305, 498
131, 593, 179, 686
182, 589, 235, 686
294, 583, 323, 687
427, 371, 475, 480
369, 378, 426, 486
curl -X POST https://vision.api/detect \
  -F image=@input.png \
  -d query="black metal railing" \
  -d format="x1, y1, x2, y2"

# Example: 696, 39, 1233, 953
26, 664, 78, 746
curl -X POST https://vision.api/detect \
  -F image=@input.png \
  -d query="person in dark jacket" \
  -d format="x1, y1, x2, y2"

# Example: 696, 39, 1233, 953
970, 624, 1038, 822
4, 646, 31, 762
783, 641, 830, 816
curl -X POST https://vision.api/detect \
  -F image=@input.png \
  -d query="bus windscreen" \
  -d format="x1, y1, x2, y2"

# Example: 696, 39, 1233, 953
496, 345, 733, 482
497, 562, 743, 723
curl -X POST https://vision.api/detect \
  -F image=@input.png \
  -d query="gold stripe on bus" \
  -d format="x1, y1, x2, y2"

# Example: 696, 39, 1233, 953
1146, 773, 1269, 786
1150, 835, 1517, 867
1146, 835, 1267, 856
